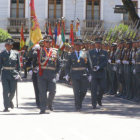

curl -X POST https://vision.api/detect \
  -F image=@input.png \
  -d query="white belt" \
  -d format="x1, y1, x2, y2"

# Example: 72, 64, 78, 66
72, 67, 86, 71
3, 67, 15, 70
41, 67, 56, 70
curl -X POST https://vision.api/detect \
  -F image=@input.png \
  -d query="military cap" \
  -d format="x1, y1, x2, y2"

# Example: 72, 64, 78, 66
39, 40, 44, 47
126, 39, 132, 44
43, 35, 53, 42
5, 38, 14, 45
95, 37, 102, 44
111, 43, 117, 47
119, 39, 125, 44
33, 44, 40, 50
74, 39, 83, 45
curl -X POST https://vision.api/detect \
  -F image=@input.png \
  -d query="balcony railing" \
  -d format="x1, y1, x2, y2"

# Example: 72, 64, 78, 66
45, 19, 104, 33
7, 18, 29, 33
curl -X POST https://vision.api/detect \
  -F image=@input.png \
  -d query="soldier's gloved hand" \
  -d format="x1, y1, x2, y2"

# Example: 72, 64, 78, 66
116, 60, 121, 64
64, 75, 69, 81
108, 59, 111, 63
28, 70, 33, 76
122, 60, 129, 64
93, 66, 100, 71
133, 69, 136, 74
56, 73, 60, 82
15, 75, 21, 80
88, 75, 92, 82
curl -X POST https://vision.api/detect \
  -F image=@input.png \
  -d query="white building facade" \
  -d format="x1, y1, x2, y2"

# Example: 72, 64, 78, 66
0, 0, 139, 37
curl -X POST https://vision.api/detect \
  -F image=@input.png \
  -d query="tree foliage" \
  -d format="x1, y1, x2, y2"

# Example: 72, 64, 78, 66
0, 28, 11, 42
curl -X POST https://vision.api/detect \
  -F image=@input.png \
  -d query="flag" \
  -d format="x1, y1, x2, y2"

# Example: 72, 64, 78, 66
70, 22, 74, 45
29, 0, 42, 50
76, 20, 80, 39
56, 22, 64, 48
54, 24, 57, 44
48, 23, 53, 37
20, 24, 25, 50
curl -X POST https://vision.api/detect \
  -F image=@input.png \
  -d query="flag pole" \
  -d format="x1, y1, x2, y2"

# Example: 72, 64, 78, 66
28, 0, 31, 44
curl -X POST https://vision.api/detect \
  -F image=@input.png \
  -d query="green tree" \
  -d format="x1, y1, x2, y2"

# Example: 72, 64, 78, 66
0, 28, 11, 42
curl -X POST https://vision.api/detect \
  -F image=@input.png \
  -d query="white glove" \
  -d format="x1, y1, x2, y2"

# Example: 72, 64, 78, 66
56, 73, 60, 81
132, 60, 135, 64
133, 69, 136, 74
64, 75, 69, 81
122, 60, 129, 64
93, 66, 100, 71
88, 75, 92, 82
28, 70, 33, 76
108, 59, 111, 63
116, 60, 121, 64
15, 75, 21, 80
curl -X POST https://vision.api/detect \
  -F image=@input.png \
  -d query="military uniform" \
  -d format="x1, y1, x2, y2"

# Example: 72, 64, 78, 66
37, 36, 60, 114
108, 43, 118, 95
28, 45, 40, 108
0, 39, 20, 112
87, 39, 108, 109
65, 39, 89, 111
135, 47, 140, 102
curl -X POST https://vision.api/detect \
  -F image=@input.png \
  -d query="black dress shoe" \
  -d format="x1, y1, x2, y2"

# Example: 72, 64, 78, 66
48, 106, 53, 111
9, 102, 14, 109
98, 100, 102, 106
93, 106, 96, 109
3, 108, 10, 112
39, 110, 45, 114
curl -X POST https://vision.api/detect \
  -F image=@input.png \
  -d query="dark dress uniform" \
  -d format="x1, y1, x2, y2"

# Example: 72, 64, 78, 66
0, 40, 20, 111
28, 48, 40, 107
38, 47, 60, 113
65, 40, 89, 111
88, 48, 108, 108
135, 47, 140, 102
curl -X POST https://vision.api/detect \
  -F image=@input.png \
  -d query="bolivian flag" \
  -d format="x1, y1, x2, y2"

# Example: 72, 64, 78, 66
28, 0, 42, 50
20, 24, 25, 50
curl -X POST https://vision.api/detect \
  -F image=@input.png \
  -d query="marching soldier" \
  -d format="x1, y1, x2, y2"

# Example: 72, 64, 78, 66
28, 43, 41, 108
87, 38, 108, 109
37, 35, 60, 114
65, 39, 89, 111
0, 38, 21, 112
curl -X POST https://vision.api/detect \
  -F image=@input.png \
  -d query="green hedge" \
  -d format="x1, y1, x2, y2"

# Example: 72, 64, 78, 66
0, 28, 11, 42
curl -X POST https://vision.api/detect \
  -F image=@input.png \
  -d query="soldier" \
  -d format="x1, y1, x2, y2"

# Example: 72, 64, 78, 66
122, 40, 132, 99
65, 39, 89, 111
28, 43, 41, 108
108, 43, 118, 95
115, 40, 125, 98
134, 40, 140, 102
37, 35, 60, 114
87, 38, 108, 109
0, 38, 21, 112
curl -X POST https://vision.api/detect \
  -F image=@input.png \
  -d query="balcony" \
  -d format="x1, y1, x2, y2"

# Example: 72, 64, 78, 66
7, 18, 29, 33
45, 19, 104, 34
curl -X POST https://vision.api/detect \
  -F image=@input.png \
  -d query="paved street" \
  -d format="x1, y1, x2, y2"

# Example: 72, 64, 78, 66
0, 78, 140, 140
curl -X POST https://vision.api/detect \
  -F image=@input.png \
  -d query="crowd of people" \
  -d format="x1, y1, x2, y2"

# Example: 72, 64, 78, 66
0, 35, 140, 114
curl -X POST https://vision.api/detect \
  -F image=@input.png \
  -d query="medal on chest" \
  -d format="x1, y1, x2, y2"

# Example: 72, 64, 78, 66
75, 51, 82, 63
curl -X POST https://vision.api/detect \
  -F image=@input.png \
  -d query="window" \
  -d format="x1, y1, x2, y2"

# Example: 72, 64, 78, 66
123, 1, 138, 21
48, 0, 63, 19
11, 0, 25, 18
86, 0, 100, 20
